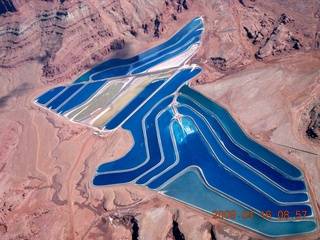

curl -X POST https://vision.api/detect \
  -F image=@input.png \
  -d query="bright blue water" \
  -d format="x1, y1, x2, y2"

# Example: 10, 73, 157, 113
46, 84, 83, 110
136, 108, 177, 184
56, 80, 106, 114
75, 17, 203, 83
162, 169, 317, 237
177, 94, 306, 191
93, 97, 173, 185
176, 105, 308, 203
146, 117, 312, 217
178, 85, 303, 179
36, 86, 66, 105
105, 79, 166, 130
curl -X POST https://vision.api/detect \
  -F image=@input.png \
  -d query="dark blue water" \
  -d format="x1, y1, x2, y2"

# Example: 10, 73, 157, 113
136, 108, 177, 184
46, 84, 83, 110
176, 105, 308, 203
97, 118, 147, 173
178, 85, 302, 179
105, 79, 165, 130
177, 94, 306, 191
93, 97, 173, 185
75, 17, 203, 83
147, 118, 312, 216
162, 170, 317, 237
56, 80, 106, 114
91, 65, 133, 81
36, 86, 66, 105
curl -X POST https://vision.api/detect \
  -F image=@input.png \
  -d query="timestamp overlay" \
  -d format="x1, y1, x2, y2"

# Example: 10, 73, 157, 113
212, 209, 309, 221
35, 17, 318, 238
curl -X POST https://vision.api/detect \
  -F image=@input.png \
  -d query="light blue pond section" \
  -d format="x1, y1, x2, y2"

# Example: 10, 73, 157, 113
146, 117, 312, 217
178, 85, 303, 179
36, 86, 66, 105
56, 80, 106, 114
176, 105, 308, 203
162, 169, 317, 237
177, 94, 306, 192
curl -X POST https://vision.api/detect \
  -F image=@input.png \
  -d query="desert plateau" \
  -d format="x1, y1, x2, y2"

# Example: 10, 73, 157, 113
0, 0, 320, 239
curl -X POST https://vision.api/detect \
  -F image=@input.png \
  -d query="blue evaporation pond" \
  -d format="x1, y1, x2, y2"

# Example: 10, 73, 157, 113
46, 84, 83, 110
105, 79, 165, 130
178, 85, 303, 179
75, 16, 203, 83
146, 117, 312, 218
91, 26, 202, 79
35, 15, 316, 238
136, 108, 176, 185
57, 80, 106, 114
177, 94, 306, 192
161, 169, 317, 237
131, 36, 201, 75
36, 86, 66, 105
176, 105, 308, 203
96, 68, 201, 174
93, 78, 315, 237
93, 96, 174, 185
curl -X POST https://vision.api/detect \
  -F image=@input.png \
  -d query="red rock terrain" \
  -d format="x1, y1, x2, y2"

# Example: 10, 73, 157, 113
0, 0, 319, 239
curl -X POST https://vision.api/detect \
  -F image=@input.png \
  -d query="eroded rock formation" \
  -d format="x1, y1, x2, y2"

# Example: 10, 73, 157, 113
307, 104, 320, 140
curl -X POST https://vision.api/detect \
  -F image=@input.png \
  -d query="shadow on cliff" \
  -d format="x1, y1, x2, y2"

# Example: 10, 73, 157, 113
0, 83, 32, 108
82, 41, 138, 74
109, 41, 135, 60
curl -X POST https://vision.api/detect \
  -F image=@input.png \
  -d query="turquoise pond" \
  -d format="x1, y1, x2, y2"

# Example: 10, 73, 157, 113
35, 17, 318, 237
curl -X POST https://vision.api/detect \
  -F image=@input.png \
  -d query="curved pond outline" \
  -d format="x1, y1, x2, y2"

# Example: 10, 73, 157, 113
34, 17, 318, 237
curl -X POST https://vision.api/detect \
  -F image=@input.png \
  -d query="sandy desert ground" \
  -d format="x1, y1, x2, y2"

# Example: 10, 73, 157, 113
0, 0, 320, 239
